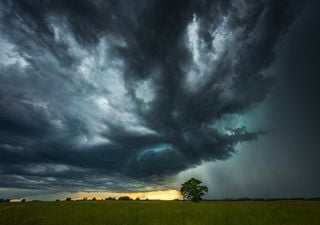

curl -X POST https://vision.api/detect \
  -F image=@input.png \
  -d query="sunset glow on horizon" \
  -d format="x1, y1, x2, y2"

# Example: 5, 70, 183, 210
12, 190, 182, 202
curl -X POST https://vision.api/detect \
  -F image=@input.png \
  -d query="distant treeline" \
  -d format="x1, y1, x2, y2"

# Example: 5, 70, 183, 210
1, 197, 320, 202
0, 196, 146, 202
62, 196, 146, 201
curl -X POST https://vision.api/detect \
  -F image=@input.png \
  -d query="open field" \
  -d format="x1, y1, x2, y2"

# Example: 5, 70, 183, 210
0, 200, 319, 225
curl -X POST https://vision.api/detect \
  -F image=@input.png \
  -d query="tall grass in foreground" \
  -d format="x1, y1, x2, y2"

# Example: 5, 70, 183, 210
0, 200, 319, 225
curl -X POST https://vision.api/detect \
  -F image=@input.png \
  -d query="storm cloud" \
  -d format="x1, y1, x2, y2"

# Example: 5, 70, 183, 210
0, 0, 307, 193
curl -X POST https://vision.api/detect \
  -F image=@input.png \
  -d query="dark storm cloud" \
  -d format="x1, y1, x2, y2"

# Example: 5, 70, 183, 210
179, 0, 320, 199
0, 0, 301, 192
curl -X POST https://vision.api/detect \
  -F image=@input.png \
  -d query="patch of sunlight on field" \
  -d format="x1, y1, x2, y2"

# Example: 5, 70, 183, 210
0, 200, 320, 225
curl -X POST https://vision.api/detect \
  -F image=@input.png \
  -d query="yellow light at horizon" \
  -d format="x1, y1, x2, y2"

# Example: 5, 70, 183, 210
73, 189, 181, 201
15, 189, 182, 201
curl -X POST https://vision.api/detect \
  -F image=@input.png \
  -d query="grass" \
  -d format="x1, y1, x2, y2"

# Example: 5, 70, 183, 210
0, 200, 319, 225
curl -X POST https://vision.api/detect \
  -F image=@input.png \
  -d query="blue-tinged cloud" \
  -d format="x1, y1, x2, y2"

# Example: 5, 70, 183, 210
0, 0, 301, 192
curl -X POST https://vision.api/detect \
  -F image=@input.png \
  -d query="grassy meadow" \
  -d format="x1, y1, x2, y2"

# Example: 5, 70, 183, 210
0, 200, 319, 225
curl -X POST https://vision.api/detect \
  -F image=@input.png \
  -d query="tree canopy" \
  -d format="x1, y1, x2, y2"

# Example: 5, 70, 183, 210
180, 178, 208, 202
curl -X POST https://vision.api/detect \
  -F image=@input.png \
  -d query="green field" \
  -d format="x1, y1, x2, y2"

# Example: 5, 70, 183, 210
1, 200, 319, 225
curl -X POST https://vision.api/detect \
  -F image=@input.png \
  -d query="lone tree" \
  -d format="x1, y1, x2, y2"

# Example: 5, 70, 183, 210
180, 178, 208, 202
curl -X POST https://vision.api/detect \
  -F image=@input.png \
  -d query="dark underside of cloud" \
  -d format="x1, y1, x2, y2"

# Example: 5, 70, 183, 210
0, 0, 308, 192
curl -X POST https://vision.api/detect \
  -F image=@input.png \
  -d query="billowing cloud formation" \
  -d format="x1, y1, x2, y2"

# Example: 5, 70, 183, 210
0, 0, 299, 192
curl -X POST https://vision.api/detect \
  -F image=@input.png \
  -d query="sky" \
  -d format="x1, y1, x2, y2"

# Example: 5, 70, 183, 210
0, 0, 320, 200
